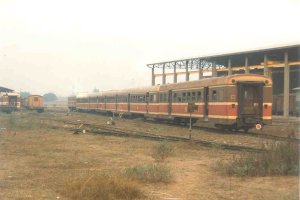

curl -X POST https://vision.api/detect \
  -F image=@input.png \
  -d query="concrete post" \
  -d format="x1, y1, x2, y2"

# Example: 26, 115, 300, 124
151, 67, 155, 86
228, 58, 232, 75
283, 51, 289, 117
185, 60, 189, 81
173, 62, 177, 83
212, 61, 217, 77
198, 59, 203, 80
245, 56, 249, 74
263, 54, 268, 76
162, 64, 166, 85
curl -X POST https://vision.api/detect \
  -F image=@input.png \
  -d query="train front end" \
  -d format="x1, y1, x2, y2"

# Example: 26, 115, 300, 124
234, 75, 272, 131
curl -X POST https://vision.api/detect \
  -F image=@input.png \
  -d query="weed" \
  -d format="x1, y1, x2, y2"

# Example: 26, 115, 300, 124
214, 142, 299, 177
151, 141, 174, 162
125, 163, 172, 183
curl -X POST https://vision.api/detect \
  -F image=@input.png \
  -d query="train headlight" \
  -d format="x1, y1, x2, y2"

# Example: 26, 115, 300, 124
255, 124, 262, 130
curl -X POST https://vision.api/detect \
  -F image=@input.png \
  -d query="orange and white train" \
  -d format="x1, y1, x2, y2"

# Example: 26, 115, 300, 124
0, 92, 21, 113
70, 74, 272, 132
22, 95, 44, 112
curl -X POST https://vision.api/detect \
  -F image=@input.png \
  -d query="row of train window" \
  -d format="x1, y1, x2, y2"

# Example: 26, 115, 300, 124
77, 89, 225, 103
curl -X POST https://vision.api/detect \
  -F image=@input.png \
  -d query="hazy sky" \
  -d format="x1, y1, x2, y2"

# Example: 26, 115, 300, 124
0, 0, 299, 96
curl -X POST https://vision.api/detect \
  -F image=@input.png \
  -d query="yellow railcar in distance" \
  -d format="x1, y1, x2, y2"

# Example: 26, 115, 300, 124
23, 95, 44, 113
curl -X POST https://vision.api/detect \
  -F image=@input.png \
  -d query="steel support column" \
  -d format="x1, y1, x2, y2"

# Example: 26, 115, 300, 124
173, 62, 177, 83
212, 61, 217, 77
228, 58, 232, 75
263, 54, 268, 76
185, 60, 189, 81
151, 67, 155, 86
283, 51, 289, 117
162, 64, 166, 85
198, 59, 203, 80
245, 56, 249, 74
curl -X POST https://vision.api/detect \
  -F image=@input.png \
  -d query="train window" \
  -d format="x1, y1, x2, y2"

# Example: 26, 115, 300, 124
139, 96, 144, 103
153, 94, 157, 103
34, 97, 38, 101
197, 91, 202, 101
212, 90, 217, 101
177, 94, 182, 102
173, 93, 177, 102
187, 92, 191, 102
191, 92, 196, 102
150, 95, 154, 103
182, 92, 186, 102
162, 94, 165, 103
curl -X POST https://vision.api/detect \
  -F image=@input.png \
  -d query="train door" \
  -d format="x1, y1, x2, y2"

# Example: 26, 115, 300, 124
127, 94, 130, 112
237, 83, 263, 118
104, 96, 107, 110
168, 90, 172, 116
204, 87, 209, 121
115, 95, 118, 111
146, 92, 149, 114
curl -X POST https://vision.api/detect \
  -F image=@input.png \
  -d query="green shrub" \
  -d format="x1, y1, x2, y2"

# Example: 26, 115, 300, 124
214, 142, 299, 177
151, 141, 174, 162
125, 163, 172, 183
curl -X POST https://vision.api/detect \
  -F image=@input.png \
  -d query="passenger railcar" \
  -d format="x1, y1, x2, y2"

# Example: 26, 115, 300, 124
70, 74, 272, 132
23, 95, 44, 112
0, 92, 21, 113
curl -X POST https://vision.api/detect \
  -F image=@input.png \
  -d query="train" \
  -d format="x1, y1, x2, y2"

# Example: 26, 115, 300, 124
22, 95, 44, 112
68, 74, 273, 132
0, 92, 21, 113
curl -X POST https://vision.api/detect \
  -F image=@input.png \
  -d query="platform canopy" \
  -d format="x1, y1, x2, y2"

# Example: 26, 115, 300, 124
147, 44, 300, 72
0, 86, 14, 93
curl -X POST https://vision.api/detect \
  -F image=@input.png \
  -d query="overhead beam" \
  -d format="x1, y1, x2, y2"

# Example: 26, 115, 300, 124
153, 61, 300, 77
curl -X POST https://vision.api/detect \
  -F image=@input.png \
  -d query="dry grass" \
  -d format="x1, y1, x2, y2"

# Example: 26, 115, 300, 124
125, 163, 172, 183
0, 111, 299, 200
214, 141, 299, 177
60, 173, 143, 200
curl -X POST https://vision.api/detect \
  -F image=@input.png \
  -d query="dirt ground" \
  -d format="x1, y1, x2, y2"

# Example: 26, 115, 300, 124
0, 111, 298, 200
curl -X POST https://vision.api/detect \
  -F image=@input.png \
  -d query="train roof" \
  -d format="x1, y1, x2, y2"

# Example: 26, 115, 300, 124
29, 95, 43, 97
75, 74, 271, 98
159, 74, 272, 91
116, 85, 160, 95
86, 86, 160, 97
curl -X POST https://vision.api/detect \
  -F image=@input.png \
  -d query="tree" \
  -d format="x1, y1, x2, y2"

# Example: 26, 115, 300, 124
43, 93, 58, 102
20, 91, 30, 98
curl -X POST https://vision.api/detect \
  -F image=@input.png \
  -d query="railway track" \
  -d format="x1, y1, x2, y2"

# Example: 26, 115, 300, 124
139, 118, 300, 144
73, 111, 300, 144
63, 120, 265, 153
